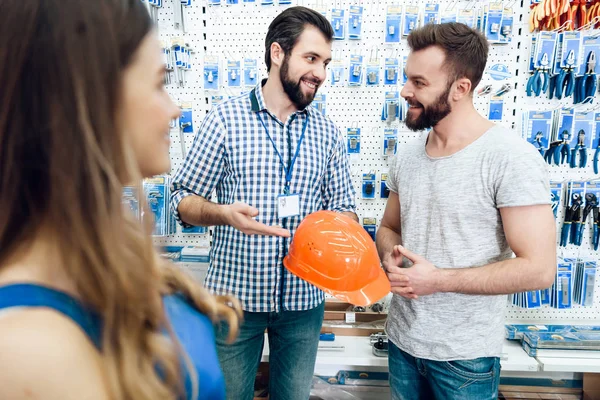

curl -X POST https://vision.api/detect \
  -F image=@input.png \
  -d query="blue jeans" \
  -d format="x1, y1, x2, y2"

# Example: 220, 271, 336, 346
215, 301, 324, 400
388, 340, 501, 400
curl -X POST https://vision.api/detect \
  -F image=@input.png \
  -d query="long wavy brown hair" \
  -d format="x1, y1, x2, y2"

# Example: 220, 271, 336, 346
0, 0, 240, 399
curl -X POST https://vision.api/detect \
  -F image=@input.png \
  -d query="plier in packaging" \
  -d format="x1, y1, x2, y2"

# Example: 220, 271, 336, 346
570, 194, 583, 245
555, 50, 576, 99
527, 53, 550, 97
576, 193, 598, 246
570, 129, 588, 169
560, 193, 581, 247
552, 130, 571, 165
575, 51, 597, 104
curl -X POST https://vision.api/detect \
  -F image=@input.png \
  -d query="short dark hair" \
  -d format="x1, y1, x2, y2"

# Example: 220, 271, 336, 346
407, 22, 489, 91
265, 6, 333, 72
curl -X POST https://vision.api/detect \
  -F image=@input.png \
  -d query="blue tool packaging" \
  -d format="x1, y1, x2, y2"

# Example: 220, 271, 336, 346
383, 128, 398, 157
382, 92, 400, 123
366, 58, 381, 86
331, 9, 345, 40
385, 5, 402, 43
423, 3, 440, 25
384, 58, 399, 85
484, 3, 503, 43
311, 93, 326, 115
499, 7, 514, 44
346, 128, 361, 154
560, 182, 586, 247
227, 60, 241, 88
179, 106, 194, 134
488, 96, 504, 121
524, 110, 553, 154
362, 173, 376, 199
552, 32, 581, 100
403, 6, 419, 37
553, 32, 581, 75
574, 34, 599, 104
243, 58, 258, 87
568, 112, 594, 169
329, 59, 345, 87
362, 217, 377, 241
553, 262, 573, 309
528, 35, 537, 72
348, 55, 363, 86
542, 108, 574, 166
348, 6, 363, 40
143, 176, 176, 237
572, 258, 598, 307
582, 181, 600, 251
380, 173, 390, 199
580, 262, 597, 307
526, 32, 556, 97
203, 56, 220, 91
576, 34, 600, 76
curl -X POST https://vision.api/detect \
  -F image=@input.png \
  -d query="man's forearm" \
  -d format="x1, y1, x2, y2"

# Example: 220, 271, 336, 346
436, 256, 556, 295
178, 195, 230, 227
375, 226, 402, 261
341, 211, 359, 223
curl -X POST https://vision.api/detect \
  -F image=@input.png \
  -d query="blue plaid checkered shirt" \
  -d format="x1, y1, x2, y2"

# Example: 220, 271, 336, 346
170, 81, 356, 312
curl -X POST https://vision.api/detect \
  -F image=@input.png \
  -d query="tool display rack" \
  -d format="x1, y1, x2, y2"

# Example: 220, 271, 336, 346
149, 0, 600, 325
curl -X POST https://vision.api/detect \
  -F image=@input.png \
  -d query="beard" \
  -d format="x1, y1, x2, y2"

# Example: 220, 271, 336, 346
280, 55, 320, 110
405, 84, 452, 132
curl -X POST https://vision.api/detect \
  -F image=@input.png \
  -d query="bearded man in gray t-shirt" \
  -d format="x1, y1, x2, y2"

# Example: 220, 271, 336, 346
376, 23, 556, 400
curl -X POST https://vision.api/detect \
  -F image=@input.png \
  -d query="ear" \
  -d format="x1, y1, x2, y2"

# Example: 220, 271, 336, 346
270, 42, 285, 69
452, 78, 472, 100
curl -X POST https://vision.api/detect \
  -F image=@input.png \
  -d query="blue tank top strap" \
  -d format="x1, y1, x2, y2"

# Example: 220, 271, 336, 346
0, 283, 103, 349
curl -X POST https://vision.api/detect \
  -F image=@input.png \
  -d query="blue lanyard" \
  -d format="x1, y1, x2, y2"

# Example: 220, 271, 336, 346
257, 112, 308, 194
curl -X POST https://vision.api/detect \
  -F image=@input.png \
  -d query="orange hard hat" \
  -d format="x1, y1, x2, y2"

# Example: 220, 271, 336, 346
283, 210, 390, 306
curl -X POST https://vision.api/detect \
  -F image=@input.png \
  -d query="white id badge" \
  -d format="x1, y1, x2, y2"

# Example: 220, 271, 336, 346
277, 194, 300, 218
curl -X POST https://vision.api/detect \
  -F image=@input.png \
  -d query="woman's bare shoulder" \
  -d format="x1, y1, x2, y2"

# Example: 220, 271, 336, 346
0, 308, 110, 400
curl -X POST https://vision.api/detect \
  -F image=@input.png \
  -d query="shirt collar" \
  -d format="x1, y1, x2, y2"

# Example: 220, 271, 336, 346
249, 79, 312, 117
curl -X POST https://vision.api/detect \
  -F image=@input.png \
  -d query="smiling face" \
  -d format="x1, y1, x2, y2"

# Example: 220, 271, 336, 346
276, 25, 332, 109
401, 45, 454, 131
119, 32, 180, 177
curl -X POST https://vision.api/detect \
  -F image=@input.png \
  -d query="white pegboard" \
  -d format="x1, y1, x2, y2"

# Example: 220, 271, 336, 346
154, 0, 600, 324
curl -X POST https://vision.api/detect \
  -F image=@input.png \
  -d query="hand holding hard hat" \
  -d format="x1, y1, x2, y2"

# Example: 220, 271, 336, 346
283, 210, 391, 306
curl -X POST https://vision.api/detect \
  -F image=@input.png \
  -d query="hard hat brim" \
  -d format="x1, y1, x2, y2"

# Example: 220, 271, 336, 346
284, 253, 391, 307
321, 267, 391, 307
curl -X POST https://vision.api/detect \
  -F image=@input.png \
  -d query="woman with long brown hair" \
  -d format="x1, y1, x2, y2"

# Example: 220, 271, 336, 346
0, 1, 240, 399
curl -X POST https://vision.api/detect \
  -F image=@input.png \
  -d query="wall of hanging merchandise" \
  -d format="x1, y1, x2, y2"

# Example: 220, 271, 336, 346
139, 0, 600, 324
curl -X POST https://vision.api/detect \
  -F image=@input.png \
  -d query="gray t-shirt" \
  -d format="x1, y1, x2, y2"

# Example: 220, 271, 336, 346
385, 125, 551, 361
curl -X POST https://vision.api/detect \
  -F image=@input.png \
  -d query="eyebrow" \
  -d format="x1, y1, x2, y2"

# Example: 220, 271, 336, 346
403, 69, 428, 82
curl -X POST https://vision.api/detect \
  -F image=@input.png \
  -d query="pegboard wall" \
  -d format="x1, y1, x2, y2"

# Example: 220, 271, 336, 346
149, 0, 600, 324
